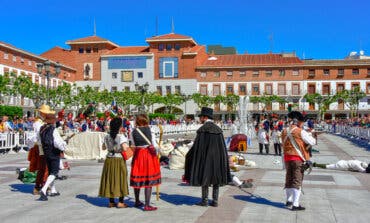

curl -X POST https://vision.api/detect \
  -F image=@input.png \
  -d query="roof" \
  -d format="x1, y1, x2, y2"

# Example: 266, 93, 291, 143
102, 46, 151, 56
40, 46, 76, 71
183, 45, 205, 55
65, 35, 119, 47
146, 33, 197, 45
0, 42, 75, 71
303, 59, 370, 67
198, 53, 303, 68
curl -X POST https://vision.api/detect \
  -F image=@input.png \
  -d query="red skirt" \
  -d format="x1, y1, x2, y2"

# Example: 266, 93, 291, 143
130, 148, 161, 188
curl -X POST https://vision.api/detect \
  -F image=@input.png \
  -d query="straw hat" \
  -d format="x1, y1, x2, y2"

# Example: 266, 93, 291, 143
38, 104, 56, 115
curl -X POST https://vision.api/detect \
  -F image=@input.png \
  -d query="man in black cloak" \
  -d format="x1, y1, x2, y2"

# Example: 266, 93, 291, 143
184, 107, 230, 207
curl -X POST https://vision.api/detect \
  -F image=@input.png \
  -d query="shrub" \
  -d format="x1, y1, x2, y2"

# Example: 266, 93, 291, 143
0, 105, 23, 120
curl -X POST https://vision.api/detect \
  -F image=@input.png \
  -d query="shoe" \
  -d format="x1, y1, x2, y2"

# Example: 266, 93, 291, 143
143, 205, 157, 211
39, 191, 48, 201
50, 192, 61, 197
134, 201, 144, 207
116, 202, 128, 208
33, 188, 40, 195
56, 175, 67, 180
196, 199, 208, 206
285, 201, 293, 208
210, 201, 218, 207
108, 202, 116, 208
292, 205, 305, 211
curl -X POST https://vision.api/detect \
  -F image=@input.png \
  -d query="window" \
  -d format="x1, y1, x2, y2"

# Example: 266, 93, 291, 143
252, 70, 259, 77
166, 44, 172, 51
174, 43, 181, 51
352, 68, 359, 75
227, 71, 233, 76
279, 69, 285, 76
13, 56, 16, 62
156, 86, 162, 95
239, 71, 246, 77
308, 69, 315, 77
159, 57, 178, 78
337, 84, 345, 93
200, 85, 207, 95
111, 86, 117, 92
214, 71, 220, 77
86, 48, 91, 53
4, 52, 8, 59
175, 85, 181, 94
213, 85, 221, 96
28, 60, 32, 66
166, 86, 171, 95
338, 69, 344, 76
352, 83, 360, 90
79, 48, 84, 53
322, 84, 330, 95
252, 84, 259, 95
367, 68, 370, 76
112, 72, 117, 79
158, 44, 164, 51
323, 69, 330, 75
278, 84, 286, 95
137, 72, 143, 78
239, 85, 246, 95
20, 57, 24, 63
265, 84, 272, 95
124, 86, 130, 92
226, 85, 234, 94
292, 69, 299, 76
292, 84, 300, 95
93, 47, 99, 53
200, 72, 206, 78
265, 70, 272, 77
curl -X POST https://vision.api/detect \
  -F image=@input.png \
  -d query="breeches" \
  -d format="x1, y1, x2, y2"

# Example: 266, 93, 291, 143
285, 160, 304, 189
45, 156, 60, 176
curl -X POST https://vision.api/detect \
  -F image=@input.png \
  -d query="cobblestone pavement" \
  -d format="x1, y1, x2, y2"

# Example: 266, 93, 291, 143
0, 133, 369, 223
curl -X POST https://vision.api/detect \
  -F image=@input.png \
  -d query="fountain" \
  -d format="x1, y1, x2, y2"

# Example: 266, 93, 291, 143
238, 96, 255, 144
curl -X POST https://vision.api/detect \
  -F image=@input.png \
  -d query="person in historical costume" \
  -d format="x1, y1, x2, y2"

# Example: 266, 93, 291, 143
257, 123, 269, 154
184, 107, 230, 207
130, 114, 161, 211
314, 160, 370, 173
99, 117, 130, 208
281, 111, 316, 211
26, 104, 53, 195
38, 112, 67, 201
271, 126, 282, 156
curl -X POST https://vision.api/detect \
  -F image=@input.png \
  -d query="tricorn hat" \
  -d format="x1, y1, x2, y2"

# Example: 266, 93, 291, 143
288, 111, 305, 122
198, 107, 213, 119
38, 104, 56, 115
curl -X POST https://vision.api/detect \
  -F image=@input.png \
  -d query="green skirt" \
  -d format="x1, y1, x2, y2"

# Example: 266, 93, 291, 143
99, 157, 129, 198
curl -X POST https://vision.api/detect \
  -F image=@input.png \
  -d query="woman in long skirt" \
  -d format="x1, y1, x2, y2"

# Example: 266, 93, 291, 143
99, 117, 130, 208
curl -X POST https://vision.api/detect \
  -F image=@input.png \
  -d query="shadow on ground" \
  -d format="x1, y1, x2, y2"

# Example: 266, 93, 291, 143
76, 194, 136, 208
234, 195, 286, 209
159, 192, 199, 206
10, 183, 34, 194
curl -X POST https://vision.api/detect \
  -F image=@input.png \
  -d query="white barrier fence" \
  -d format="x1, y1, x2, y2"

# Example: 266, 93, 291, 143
0, 124, 232, 154
324, 124, 370, 143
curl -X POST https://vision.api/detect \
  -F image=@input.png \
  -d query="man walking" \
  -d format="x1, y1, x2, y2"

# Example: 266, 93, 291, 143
184, 107, 229, 207
282, 111, 316, 211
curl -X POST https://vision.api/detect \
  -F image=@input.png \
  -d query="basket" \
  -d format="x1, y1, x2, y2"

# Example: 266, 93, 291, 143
238, 159, 245, 165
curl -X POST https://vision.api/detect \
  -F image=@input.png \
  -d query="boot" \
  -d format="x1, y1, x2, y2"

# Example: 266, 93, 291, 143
196, 186, 208, 206
210, 185, 219, 207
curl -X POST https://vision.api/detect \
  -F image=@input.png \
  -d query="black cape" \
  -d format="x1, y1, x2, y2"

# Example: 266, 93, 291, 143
184, 121, 230, 186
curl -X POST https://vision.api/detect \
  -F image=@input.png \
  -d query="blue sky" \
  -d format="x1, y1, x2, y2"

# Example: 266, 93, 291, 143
1, 0, 369, 59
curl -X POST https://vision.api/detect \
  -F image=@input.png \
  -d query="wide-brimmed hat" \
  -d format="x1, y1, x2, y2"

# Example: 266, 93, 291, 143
288, 111, 305, 122
38, 104, 56, 115
198, 107, 213, 119
44, 113, 56, 124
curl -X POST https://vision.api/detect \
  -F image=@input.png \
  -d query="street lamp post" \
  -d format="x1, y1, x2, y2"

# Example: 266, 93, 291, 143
37, 60, 61, 105
135, 82, 149, 113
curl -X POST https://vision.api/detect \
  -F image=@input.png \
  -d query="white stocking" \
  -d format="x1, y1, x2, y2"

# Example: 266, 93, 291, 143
50, 181, 57, 193
292, 188, 301, 207
326, 164, 336, 169
286, 188, 293, 202
232, 176, 243, 187
41, 175, 56, 194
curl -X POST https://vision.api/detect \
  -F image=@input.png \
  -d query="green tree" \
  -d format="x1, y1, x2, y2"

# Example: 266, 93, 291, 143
0, 73, 11, 104
336, 87, 366, 118
160, 93, 183, 114
304, 93, 337, 120
191, 93, 213, 108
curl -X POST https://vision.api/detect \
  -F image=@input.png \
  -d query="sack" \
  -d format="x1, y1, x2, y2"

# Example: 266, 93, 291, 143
147, 145, 157, 156
121, 147, 134, 160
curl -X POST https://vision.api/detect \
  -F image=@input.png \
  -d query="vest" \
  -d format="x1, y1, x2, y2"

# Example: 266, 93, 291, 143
282, 126, 310, 161
132, 127, 152, 146
40, 124, 60, 158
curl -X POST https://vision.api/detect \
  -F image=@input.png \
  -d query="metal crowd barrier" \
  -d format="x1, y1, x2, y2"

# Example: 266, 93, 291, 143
0, 131, 34, 154
324, 124, 370, 143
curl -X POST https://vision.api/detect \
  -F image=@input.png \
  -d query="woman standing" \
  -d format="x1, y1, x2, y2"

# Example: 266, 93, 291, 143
99, 117, 130, 208
130, 114, 161, 211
